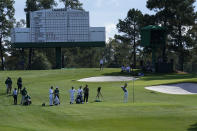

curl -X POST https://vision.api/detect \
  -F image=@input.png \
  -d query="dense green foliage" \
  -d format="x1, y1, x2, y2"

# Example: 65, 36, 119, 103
0, 69, 197, 130
146, 0, 197, 71
116, 9, 143, 68
60, 0, 83, 10
1, 0, 197, 72
0, 0, 15, 70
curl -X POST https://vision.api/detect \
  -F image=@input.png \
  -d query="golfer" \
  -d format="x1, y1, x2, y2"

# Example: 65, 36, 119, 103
121, 83, 128, 103
49, 86, 54, 106
96, 87, 103, 100
69, 87, 76, 104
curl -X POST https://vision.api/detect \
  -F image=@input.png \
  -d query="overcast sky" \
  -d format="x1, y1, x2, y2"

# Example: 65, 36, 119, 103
14, 0, 197, 41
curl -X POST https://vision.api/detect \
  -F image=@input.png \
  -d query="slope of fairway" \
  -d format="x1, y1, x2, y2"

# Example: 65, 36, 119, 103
0, 68, 197, 131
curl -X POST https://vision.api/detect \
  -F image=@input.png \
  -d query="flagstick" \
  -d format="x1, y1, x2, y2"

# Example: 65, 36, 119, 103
132, 77, 134, 103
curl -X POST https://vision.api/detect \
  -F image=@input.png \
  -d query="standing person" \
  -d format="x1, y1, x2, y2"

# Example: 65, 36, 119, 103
99, 58, 104, 70
8, 77, 12, 94
13, 88, 18, 105
83, 85, 89, 103
77, 86, 83, 103
5, 77, 12, 94
126, 65, 131, 73
54, 95, 60, 105
5, 77, 9, 94
54, 87, 59, 98
17, 77, 22, 94
121, 83, 128, 103
49, 86, 54, 106
69, 87, 76, 104
96, 87, 103, 100
54, 87, 60, 104
21, 87, 27, 105
77, 86, 83, 96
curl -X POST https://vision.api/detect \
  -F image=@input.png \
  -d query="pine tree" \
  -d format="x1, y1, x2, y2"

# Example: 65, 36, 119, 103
60, 0, 83, 10
147, 0, 197, 71
0, 0, 15, 70
116, 9, 143, 68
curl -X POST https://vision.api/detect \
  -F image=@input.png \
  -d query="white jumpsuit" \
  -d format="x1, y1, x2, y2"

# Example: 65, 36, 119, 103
69, 89, 76, 104
49, 89, 53, 105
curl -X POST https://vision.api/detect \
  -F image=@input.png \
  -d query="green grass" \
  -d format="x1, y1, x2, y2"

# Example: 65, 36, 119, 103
0, 68, 197, 131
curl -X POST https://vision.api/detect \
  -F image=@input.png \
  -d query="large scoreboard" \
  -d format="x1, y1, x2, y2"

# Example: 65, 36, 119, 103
11, 8, 105, 48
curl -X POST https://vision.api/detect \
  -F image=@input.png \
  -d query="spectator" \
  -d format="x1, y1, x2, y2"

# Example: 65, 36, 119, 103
13, 88, 18, 105
17, 77, 22, 94
83, 85, 89, 103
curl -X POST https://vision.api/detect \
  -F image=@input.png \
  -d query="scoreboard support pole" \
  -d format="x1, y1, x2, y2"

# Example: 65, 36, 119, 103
56, 47, 62, 69
152, 47, 156, 72
12, 41, 105, 69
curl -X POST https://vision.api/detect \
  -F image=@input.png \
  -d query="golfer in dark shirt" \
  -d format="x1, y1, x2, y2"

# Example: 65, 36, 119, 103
83, 85, 89, 103
17, 77, 22, 94
5, 77, 12, 94
121, 83, 128, 103
96, 87, 103, 100
54, 87, 59, 98
21, 87, 27, 105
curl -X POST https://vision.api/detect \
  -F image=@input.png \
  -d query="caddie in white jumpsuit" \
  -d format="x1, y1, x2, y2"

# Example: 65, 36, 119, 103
77, 86, 83, 96
69, 87, 76, 104
49, 86, 54, 106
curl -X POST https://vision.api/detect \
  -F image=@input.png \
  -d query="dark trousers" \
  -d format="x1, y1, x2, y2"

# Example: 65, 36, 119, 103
100, 64, 103, 70
8, 85, 12, 94
84, 94, 89, 102
54, 94, 59, 101
13, 95, 17, 105
17, 84, 22, 93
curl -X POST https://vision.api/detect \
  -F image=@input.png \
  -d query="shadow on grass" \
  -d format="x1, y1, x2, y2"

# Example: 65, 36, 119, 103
141, 73, 197, 81
102, 70, 141, 76
188, 123, 197, 131
0, 92, 6, 96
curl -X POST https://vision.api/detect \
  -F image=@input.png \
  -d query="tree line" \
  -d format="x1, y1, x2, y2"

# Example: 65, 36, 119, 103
0, 0, 197, 72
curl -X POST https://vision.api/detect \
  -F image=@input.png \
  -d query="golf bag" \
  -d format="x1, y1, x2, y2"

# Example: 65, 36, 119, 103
75, 94, 83, 104
23, 95, 31, 106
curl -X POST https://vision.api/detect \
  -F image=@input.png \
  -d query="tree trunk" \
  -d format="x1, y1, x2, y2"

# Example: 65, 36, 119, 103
133, 40, 136, 69
178, 24, 184, 71
20, 48, 25, 70
178, 51, 184, 71
28, 48, 32, 70
0, 37, 5, 70
162, 1, 167, 63
62, 54, 65, 68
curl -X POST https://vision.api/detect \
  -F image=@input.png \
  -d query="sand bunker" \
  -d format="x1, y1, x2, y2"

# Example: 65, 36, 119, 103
78, 76, 137, 82
145, 83, 197, 94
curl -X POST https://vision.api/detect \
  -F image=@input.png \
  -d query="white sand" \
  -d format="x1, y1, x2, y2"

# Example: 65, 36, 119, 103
78, 76, 137, 82
145, 83, 197, 94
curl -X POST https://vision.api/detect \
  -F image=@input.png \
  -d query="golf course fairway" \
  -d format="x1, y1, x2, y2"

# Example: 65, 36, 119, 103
0, 68, 197, 131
